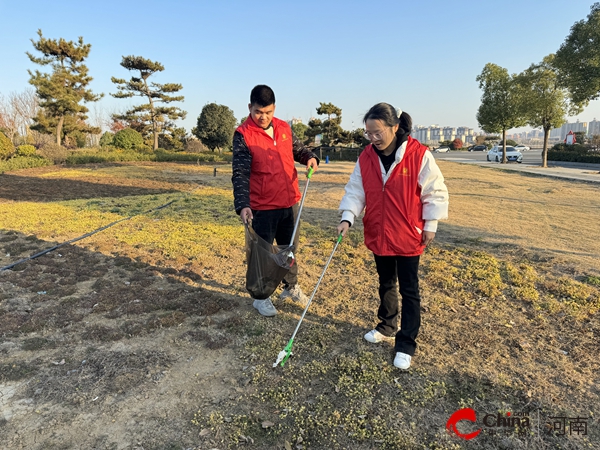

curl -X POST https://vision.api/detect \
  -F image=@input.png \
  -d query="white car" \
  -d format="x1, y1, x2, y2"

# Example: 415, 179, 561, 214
433, 146, 450, 153
487, 145, 523, 163
514, 144, 530, 152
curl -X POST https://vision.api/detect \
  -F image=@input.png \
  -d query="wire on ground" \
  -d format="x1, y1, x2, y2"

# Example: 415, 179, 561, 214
0, 200, 176, 272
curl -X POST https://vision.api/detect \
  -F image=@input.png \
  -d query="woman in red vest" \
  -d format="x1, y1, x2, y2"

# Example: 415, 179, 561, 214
337, 103, 449, 370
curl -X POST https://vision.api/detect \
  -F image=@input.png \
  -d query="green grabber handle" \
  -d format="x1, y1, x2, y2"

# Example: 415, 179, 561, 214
280, 339, 294, 366
306, 166, 314, 179
277, 232, 343, 367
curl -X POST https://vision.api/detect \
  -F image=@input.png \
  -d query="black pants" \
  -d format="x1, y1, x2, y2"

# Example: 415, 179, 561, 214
373, 254, 421, 356
251, 204, 299, 288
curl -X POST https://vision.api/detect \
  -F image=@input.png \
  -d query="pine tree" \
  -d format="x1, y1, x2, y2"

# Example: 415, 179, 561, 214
111, 56, 186, 150
27, 29, 102, 145
192, 103, 236, 153
306, 102, 349, 146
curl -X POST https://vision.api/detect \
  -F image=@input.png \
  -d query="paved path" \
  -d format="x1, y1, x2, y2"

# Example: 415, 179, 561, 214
434, 151, 600, 184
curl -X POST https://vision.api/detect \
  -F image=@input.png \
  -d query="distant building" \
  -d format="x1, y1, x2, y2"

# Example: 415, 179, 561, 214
588, 119, 600, 137
550, 120, 587, 140
288, 117, 303, 126
413, 126, 431, 143
413, 124, 475, 145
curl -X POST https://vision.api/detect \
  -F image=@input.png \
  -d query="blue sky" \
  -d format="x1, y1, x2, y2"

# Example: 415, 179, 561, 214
2, 0, 599, 134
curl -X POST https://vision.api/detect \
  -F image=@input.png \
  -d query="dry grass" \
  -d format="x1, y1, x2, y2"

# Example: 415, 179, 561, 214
0, 160, 598, 449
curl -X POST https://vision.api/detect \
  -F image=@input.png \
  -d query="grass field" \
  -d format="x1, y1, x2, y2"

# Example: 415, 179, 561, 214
0, 160, 599, 450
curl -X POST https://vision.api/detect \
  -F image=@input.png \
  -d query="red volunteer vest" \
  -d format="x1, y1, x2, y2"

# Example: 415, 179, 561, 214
359, 136, 428, 256
236, 117, 301, 210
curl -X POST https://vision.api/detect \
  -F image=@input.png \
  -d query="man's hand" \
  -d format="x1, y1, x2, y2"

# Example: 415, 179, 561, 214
422, 231, 435, 247
307, 158, 318, 174
240, 207, 253, 224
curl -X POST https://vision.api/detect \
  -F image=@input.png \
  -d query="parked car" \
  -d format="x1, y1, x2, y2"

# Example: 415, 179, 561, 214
469, 145, 487, 152
514, 144, 530, 151
433, 146, 450, 153
487, 145, 523, 163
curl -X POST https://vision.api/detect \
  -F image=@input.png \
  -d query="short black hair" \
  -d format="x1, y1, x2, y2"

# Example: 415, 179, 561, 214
250, 85, 276, 107
363, 102, 412, 136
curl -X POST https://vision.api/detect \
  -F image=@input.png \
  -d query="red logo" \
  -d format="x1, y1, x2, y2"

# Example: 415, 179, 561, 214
446, 408, 481, 440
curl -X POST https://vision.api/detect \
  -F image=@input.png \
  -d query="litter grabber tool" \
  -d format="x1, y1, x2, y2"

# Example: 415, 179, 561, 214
244, 166, 314, 299
278, 165, 314, 268
273, 232, 343, 368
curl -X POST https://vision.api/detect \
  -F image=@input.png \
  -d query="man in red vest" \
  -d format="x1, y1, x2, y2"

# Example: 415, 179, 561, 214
232, 85, 319, 317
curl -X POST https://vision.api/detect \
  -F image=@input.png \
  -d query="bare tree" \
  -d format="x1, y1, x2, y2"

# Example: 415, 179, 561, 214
12, 89, 39, 141
88, 103, 106, 146
0, 93, 19, 143
0, 89, 40, 145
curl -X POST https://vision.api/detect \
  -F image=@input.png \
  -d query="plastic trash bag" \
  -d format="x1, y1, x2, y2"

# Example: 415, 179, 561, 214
245, 223, 295, 299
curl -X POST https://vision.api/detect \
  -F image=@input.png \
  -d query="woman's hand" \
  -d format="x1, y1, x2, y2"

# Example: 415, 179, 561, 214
337, 221, 350, 237
422, 231, 435, 246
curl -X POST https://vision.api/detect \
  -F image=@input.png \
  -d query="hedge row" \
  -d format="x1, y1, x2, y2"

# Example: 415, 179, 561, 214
1, 146, 234, 173
548, 150, 600, 164
0, 156, 52, 174
66, 149, 232, 165
66, 150, 154, 164
153, 149, 231, 162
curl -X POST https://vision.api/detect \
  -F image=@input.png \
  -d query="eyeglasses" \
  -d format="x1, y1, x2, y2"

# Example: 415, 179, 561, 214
364, 130, 387, 141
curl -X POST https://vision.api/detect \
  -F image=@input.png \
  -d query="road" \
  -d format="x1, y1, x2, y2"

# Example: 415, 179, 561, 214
431, 148, 600, 183
433, 148, 543, 165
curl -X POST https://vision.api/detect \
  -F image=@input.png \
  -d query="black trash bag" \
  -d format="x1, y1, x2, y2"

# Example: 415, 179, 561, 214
245, 223, 295, 299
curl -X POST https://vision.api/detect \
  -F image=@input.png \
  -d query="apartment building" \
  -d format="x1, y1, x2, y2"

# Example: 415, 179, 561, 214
550, 120, 587, 140
587, 119, 600, 137
413, 125, 475, 145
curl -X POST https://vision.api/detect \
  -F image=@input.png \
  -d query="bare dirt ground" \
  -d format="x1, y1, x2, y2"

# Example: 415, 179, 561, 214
0, 160, 599, 450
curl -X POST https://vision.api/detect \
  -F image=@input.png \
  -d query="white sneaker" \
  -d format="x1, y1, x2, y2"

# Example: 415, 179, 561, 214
253, 299, 277, 317
394, 352, 412, 370
363, 329, 394, 344
280, 284, 309, 307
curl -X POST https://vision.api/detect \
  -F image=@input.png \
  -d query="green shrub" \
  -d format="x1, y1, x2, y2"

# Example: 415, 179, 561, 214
154, 149, 232, 162
113, 128, 144, 151
0, 131, 15, 160
99, 132, 114, 147
551, 142, 588, 152
38, 143, 69, 164
64, 131, 87, 149
548, 150, 600, 163
0, 156, 52, 173
96, 144, 118, 153
66, 150, 154, 164
62, 148, 234, 165
16, 145, 37, 157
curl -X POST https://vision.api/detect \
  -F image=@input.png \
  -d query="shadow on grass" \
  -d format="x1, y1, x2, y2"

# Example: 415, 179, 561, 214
1, 223, 598, 449
0, 172, 179, 202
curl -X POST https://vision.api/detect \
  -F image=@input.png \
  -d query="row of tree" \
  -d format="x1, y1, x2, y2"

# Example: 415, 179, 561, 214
23, 29, 186, 151
187, 101, 367, 154
2, 30, 368, 154
476, 3, 600, 167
